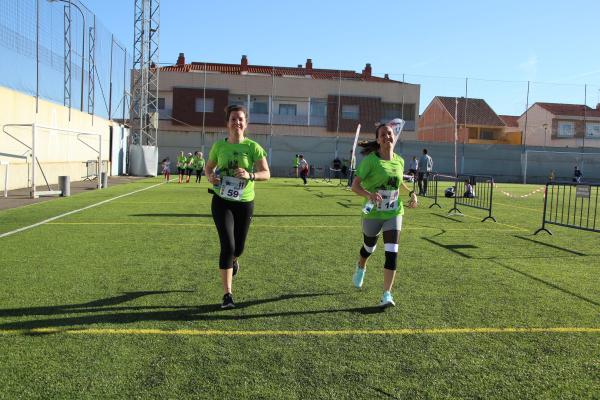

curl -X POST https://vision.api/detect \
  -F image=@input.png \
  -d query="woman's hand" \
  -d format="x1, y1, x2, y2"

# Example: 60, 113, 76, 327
407, 192, 418, 208
367, 192, 383, 204
233, 168, 250, 180
207, 173, 221, 185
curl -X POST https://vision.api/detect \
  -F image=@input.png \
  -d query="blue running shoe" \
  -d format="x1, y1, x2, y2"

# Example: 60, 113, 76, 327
379, 291, 395, 308
353, 265, 366, 288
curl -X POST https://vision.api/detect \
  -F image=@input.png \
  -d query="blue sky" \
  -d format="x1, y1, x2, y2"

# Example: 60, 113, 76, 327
88, 0, 600, 116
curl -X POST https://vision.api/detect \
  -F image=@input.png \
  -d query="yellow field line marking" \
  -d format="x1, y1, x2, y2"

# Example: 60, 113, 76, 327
45, 222, 523, 232
0, 327, 598, 336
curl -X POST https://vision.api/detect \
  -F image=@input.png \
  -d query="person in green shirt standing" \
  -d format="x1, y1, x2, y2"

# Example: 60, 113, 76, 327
176, 151, 187, 184
205, 105, 271, 309
293, 154, 300, 177
350, 124, 418, 308
185, 152, 194, 183
193, 151, 205, 183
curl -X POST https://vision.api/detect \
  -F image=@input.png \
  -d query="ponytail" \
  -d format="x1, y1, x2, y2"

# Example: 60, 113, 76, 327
358, 140, 379, 155
359, 124, 385, 155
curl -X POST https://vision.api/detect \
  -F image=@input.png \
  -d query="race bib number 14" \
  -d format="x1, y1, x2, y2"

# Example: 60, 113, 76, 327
220, 176, 246, 201
377, 189, 399, 211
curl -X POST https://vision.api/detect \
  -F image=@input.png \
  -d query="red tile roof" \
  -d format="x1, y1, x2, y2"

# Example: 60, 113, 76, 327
436, 97, 506, 127
499, 115, 519, 127
535, 102, 600, 117
160, 61, 399, 83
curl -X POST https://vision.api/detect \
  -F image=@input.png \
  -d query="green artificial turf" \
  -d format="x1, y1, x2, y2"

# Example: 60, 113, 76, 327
0, 177, 598, 399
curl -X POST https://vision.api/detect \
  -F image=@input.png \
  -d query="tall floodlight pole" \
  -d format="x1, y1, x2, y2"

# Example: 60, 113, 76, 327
131, 0, 160, 147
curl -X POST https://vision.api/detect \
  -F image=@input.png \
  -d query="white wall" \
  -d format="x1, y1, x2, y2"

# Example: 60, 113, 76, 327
0, 86, 113, 191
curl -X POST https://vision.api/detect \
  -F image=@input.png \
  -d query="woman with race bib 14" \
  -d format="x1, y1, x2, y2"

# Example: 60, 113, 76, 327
204, 105, 270, 309
351, 124, 418, 307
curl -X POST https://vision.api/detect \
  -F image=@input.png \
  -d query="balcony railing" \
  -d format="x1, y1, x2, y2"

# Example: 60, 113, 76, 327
249, 113, 269, 124
272, 114, 309, 125
309, 116, 327, 127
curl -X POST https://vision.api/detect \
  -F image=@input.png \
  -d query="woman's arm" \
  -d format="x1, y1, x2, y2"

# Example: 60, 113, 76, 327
233, 158, 271, 181
351, 176, 382, 203
401, 181, 418, 208
204, 160, 220, 185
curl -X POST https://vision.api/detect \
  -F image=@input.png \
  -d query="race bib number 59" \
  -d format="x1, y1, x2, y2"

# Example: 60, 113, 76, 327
377, 189, 399, 211
220, 176, 246, 201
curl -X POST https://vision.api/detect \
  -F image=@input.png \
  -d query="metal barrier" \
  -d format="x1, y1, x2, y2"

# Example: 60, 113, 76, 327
535, 181, 600, 235
449, 175, 497, 222
412, 172, 444, 208
83, 160, 109, 181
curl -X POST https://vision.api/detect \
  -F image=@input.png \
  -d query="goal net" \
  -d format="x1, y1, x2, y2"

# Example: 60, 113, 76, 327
1, 123, 106, 198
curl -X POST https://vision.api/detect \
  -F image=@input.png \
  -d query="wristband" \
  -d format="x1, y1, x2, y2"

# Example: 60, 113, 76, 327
249, 173, 255, 181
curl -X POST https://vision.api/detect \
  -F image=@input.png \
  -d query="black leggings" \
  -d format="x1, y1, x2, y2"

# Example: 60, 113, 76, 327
195, 169, 202, 182
300, 171, 308, 184
211, 195, 254, 269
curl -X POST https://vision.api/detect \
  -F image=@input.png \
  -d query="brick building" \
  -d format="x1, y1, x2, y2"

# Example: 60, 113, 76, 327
418, 96, 520, 144
155, 54, 420, 139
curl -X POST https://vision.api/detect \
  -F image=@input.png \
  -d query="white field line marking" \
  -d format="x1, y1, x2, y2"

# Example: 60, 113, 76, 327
0, 327, 598, 336
0, 182, 167, 239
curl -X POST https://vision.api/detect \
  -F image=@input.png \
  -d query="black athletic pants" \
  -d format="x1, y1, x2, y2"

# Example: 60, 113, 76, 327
211, 195, 254, 269
195, 169, 202, 182
418, 172, 429, 195
300, 171, 308, 184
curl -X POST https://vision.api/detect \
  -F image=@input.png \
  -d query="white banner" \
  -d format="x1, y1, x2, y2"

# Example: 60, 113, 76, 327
350, 124, 361, 169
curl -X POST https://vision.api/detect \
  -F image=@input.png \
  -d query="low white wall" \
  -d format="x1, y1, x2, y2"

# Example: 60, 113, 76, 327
0, 86, 113, 191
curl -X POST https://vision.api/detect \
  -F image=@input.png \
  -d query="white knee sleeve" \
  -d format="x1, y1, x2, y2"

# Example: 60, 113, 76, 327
384, 243, 398, 253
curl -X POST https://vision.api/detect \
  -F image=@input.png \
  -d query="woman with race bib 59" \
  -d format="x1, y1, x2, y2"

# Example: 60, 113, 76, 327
351, 124, 418, 307
205, 105, 270, 309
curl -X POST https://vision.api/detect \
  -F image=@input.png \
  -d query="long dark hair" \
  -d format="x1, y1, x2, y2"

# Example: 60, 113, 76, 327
358, 124, 385, 155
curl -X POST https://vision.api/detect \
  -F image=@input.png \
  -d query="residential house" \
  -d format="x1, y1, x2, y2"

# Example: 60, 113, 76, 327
498, 115, 522, 145
518, 102, 600, 148
155, 54, 420, 140
418, 96, 519, 144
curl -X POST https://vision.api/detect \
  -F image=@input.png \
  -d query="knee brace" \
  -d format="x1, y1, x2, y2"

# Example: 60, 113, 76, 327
384, 243, 398, 270
359, 236, 377, 258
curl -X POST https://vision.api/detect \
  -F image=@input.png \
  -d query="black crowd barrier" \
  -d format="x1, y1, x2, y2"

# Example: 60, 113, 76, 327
412, 172, 442, 208
448, 174, 497, 222
534, 181, 600, 235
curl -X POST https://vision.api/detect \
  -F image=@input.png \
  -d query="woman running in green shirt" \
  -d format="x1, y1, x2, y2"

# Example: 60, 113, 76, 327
176, 151, 187, 184
194, 151, 205, 183
205, 105, 271, 309
351, 124, 418, 307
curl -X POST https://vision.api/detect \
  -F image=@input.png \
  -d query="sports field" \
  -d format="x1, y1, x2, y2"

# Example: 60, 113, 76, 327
0, 177, 598, 399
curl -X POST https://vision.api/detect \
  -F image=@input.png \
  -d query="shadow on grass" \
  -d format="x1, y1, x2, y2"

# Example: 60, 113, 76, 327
421, 237, 478, 259
130, 213, 355, 218
0, 291, 195, 318
369, 387, 400, 399
513, 235, 587, 256
336, 200, 361, 209
431, 213, 463, 223
0, 292, 385, 331
490, 260, 600, 308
